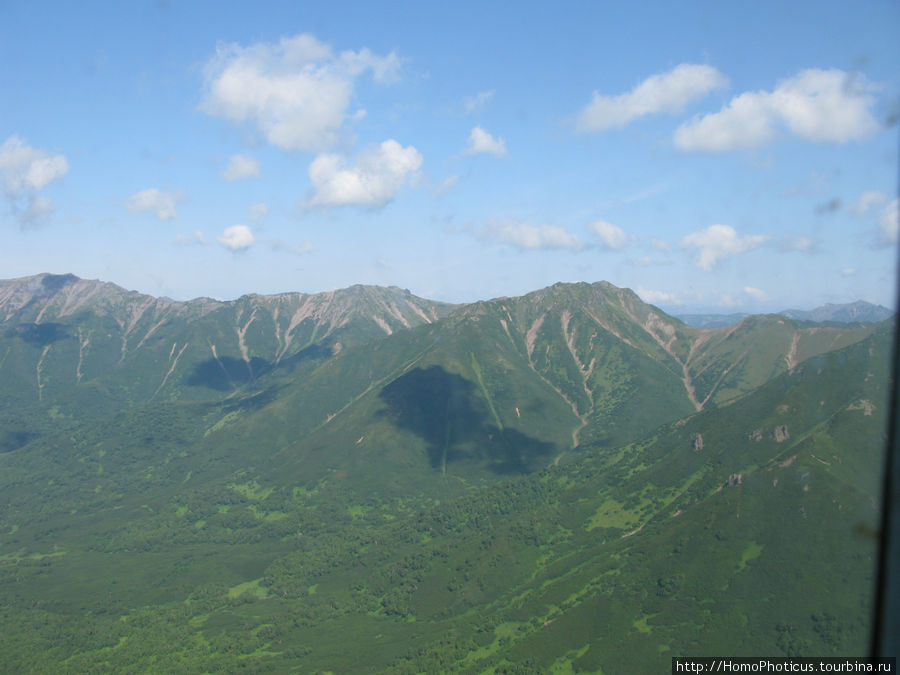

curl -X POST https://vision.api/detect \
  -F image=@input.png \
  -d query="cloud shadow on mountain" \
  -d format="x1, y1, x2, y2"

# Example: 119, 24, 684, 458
9, 322, 71, 347
377, 365, 554, 475
184, 340, 339, 392
185, 355, 272, 391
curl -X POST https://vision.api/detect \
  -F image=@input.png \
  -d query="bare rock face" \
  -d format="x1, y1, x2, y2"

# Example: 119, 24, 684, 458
847, 399, 875, 416
773, 425, 789, 443
748, 428, 763, 442
692, 434, 704, 451
725, 473, 743, 487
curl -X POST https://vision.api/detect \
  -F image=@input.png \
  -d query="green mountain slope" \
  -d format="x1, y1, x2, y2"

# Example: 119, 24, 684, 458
0, 278, 879, 533
0, 275, 889, 672
0, 273, 455, 452
0, 315, 888, 673
182, 282, 877, 495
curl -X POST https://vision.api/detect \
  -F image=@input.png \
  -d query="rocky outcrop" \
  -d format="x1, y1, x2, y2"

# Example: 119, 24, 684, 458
847, 399, 875, 416
725, 473, 743, 487
773, 425, 789, 443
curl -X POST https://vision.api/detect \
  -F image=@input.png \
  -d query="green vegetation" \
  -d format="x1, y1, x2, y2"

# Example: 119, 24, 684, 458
0, 274, 890, 671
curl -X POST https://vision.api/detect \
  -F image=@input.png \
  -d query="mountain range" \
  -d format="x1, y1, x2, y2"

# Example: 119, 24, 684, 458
0, 273, 891, 672
677, 300, 893, 328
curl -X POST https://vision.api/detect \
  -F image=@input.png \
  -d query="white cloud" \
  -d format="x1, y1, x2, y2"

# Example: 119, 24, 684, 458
249, 202, 269, 222
681, 224, 767, 270
306, 139, 422, 208
464, 90, 495, 114
0, 136, 69, 191
217, 224, 255, 251
481, 220, 584, 251
854, 190, 889, 214
200, 33, 400, 152
588, 219, 627, 249
223, 155, 260, 181
636, 287, 681, 305
576, 64, 727, 133
465, 127, 507, 157
127, 188, 177, 220
0, 135, 68, 224
675, 69, 879, 152
651, 237, 672, 251
879, 198, 899, 245
743, 286, 769, 301
841, 268, 857, 277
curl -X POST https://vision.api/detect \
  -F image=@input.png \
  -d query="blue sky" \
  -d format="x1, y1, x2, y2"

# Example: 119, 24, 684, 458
1, 1, 897, 311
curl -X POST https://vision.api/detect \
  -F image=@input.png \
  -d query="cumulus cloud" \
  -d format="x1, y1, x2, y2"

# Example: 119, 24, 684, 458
0, 136, 69, 191
636, 287, 681, 305
306, 139, 422, 208
576, 64, 727, 133
588, 219, 627, 249
675, 69, 879, 152
217, 224, 255, 251
127, 188, 177, 220
200, 33, 400, 152
465, 127, 507, 157
879, 198, 899, 245
464, 90, 495, 114
223, 155, 260, 181
743, 286, 769, 301
0, 135, 68, 224
480, 220, 584, 251
681, 224, 767, 270
854, 190, 889, 214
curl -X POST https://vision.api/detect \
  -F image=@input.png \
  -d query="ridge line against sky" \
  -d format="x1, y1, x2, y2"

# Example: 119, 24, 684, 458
0, 1, 897, 312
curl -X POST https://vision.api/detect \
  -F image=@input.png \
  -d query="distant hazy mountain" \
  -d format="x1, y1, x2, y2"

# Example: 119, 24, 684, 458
0, 273, 890, 671
675, 312, 749, 327
678, 300, 893, 327
778, 300, 893, 323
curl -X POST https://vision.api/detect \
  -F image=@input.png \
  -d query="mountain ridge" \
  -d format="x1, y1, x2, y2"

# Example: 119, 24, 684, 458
5, 272, 888, 322
0, 273, 883, 464
677, 300, 893, 328
0, 305, 888, 671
